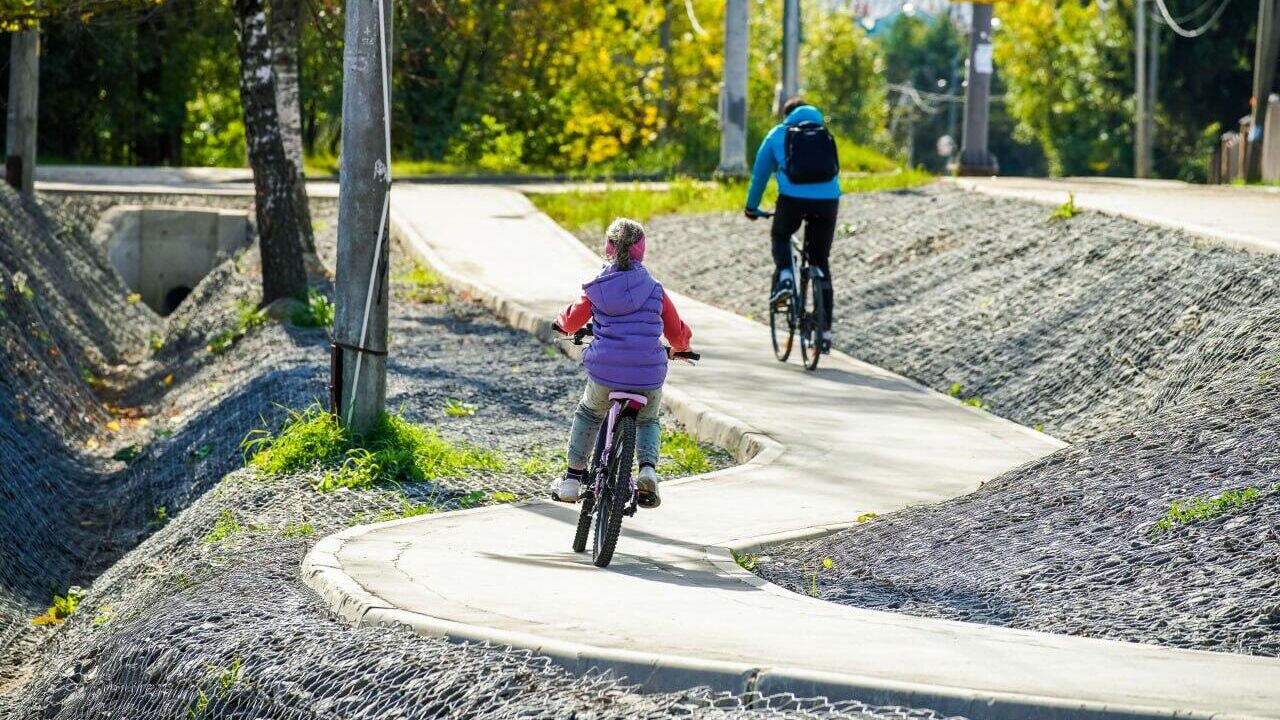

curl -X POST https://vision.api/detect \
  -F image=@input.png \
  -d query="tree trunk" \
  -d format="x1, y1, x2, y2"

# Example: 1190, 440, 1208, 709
269, 0, 317, 260
234, 0, 309, 305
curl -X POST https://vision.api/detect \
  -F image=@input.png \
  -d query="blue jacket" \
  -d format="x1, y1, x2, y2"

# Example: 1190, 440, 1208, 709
745, 105, 842, 211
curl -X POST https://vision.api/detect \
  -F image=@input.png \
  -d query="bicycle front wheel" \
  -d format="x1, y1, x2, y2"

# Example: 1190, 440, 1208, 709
799, 272, 826, 371
592, 415, 635, 568
770, 296, 795, 362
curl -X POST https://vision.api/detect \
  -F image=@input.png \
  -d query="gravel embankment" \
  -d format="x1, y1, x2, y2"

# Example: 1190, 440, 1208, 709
625, 183, 1280, 656
5, 191, 948, 720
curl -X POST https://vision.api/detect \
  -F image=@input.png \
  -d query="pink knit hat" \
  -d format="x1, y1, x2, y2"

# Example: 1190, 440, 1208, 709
605, 233, 646, 263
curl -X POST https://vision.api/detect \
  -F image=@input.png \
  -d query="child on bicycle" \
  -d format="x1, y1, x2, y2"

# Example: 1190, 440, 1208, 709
551, 217, 694, 509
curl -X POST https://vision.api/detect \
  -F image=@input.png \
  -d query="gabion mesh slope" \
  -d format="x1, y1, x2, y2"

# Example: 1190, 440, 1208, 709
635, 184, 1280, 655
3, 192, 953, 720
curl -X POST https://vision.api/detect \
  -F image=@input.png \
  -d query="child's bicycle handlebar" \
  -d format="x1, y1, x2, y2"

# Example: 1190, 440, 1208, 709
554, 322, 700, 363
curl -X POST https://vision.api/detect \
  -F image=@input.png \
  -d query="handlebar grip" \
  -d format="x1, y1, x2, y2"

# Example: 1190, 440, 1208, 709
573, 323, 594, 344
674, 351, 701, 361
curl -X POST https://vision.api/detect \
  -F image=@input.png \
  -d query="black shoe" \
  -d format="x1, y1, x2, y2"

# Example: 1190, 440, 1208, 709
820, 333, 832, 354
770, 278, 793, 307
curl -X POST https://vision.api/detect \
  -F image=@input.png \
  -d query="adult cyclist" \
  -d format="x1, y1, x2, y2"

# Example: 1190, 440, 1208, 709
743, 96, 841, 353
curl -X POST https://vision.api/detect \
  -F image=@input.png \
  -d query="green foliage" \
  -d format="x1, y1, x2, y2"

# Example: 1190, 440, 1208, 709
290, 289, 335, 328
149, 506, 169, 529
517, 449, 565, 478
280, 522, 314, 538
659, 428, 712, 475
243, 405, 502, 492
369, 494, 438, 523
203, 509, 243, 543
856, 512, 879, 524
443, 399, 477, 417
397, 264, 448, 304
1153, 488, 1262, 535
208, 299, 269, 353
457, 490, 486, 509
997, 2, 1132, 176
947, 383, 987, 410
112, 445, 141, 463
149, 332, 166, 351
188, 657, 242, 718
530, 170, 931, 235
30, 586, 83, 626
1048, 193, 1078, 223
191, 444, 213, 460
732, 550, 759, 572
808, 556, 834, 597
802, 11, 887, 147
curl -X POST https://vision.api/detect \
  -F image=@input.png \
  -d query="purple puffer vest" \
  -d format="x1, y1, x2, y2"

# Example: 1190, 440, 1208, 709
582, 263, 668, 391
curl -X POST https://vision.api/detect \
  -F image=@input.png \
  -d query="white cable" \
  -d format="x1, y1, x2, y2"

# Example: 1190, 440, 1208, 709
346, 0, 394, 427
684, 0, 708, 37
1151, 0, 1234, 38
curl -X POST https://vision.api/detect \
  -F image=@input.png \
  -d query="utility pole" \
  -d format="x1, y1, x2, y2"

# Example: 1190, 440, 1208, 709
1135, 0, 1149, 178
719, 0, 749, 175
334, 0, 393, 434
1246, 0, 1280, 181
5, 23, 40, 194
1146, 14, 1159, 176
782, 0, 800, 101
957, 2, 997, 175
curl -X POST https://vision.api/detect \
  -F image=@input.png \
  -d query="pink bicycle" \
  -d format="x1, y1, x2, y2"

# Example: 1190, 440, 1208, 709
559, 324, 698, 567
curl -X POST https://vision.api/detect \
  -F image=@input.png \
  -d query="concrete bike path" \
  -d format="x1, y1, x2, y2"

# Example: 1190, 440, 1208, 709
305, 185, 1280, 720
948, 176, 1280, 255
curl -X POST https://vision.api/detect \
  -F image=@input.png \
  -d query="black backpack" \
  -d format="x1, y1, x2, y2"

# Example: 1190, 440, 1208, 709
784, 121, 839, 184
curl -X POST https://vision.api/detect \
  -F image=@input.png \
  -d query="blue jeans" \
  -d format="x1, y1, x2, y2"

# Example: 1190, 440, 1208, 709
567, 380, 662, 471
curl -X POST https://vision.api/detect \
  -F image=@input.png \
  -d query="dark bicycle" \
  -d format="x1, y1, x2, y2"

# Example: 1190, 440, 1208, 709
758, 210, 828, 371
557, 324, 699, 568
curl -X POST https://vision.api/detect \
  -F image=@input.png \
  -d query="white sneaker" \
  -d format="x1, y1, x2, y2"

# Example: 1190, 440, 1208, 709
637, 465, 661, 508
551, 475, 581, 503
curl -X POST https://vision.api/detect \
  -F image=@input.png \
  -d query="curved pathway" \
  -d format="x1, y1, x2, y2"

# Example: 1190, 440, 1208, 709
305, 185, 1280, 719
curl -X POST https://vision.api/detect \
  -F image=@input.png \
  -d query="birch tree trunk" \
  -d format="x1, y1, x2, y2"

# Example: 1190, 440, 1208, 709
234, 0, 309, 305
269, 0, 317, 260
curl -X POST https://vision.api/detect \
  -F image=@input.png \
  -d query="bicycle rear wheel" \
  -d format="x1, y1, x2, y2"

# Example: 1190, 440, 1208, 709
769, 297, 795, 362
592, 415, 635, 568
799, 272, 826, 371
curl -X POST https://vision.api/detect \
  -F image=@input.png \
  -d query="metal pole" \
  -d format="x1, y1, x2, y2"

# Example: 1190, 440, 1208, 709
1246, 0, 1280, 181
334, 0, 393, 434
782, 0, 800, 100
1135, 0, 1148, 178
5, 25, 40, 194
957, 2, 996, 175
719, 0, 749, 175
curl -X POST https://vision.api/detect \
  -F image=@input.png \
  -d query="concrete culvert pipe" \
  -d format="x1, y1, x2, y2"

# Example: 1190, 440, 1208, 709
92, 205, 250, 316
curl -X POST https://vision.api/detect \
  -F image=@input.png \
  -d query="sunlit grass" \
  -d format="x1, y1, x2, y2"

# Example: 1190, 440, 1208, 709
242, 405, 503, 492
529, 170, 933, 235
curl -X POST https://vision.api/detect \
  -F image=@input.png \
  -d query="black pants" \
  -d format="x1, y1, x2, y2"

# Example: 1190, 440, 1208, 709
771, 194, 838, 330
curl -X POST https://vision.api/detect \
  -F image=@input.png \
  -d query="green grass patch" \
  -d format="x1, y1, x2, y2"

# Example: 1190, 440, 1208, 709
290, 288, 335, 328
208, 299, 269, 353
660, 427, 714, 475
243, 405, 503, 492
280, 522, 314, 538
1153, 487, 1263, 535
30, 586, 83, 626
732, 550, 759, 571
947, 382, 988, 410
203, 509, 243, 543
529, 170, 933, 235
443, 398, 477, 417
1048, 192, 1078, 223
396, 263, 448, 304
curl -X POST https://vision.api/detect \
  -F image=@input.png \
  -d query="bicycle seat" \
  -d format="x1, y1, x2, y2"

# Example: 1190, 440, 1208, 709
608, 391, 649, 408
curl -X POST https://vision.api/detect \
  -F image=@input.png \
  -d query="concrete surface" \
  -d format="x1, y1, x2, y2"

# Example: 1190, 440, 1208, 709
948, 176, 1280, 254
91, 205, 250, 315
301, 185, 1280, 720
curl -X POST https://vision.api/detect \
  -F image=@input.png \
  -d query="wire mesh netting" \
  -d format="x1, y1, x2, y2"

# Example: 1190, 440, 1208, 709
2, 188, 958, 720
637, 184, 1280, 656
